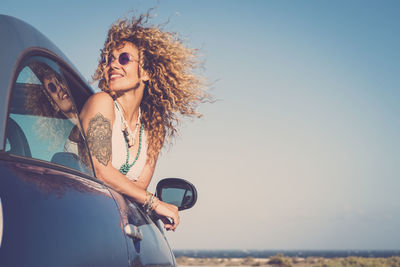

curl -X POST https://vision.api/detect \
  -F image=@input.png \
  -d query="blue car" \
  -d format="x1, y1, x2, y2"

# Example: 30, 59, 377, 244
0, 14, 197, 267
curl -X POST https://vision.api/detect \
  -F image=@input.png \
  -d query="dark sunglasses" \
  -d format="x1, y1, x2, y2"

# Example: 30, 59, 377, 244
48, 82, 58, 93
47, 79, 66, 94
101, 52, 136, 66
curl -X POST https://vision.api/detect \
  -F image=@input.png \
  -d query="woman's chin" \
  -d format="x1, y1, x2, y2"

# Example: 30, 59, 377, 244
109, 82, 140, 92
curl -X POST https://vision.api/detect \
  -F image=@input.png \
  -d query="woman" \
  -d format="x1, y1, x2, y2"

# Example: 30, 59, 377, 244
80, 13, 208, 231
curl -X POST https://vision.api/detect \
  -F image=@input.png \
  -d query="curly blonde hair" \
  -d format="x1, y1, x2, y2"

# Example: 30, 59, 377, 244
93, 12, 209, 161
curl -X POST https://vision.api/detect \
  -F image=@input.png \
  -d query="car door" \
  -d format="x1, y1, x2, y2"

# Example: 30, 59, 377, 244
0, 54, 130, 266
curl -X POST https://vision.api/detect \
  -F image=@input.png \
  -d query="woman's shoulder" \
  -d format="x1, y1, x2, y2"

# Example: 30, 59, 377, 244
80, 92, 115, 119
87, 91, 114, 105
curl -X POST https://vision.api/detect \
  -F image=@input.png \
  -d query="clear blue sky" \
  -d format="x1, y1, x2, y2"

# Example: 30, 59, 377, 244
2, 0, 400, 250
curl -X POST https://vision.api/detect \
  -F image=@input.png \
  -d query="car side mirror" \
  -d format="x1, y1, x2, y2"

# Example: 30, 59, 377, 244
156, 178, 197, 211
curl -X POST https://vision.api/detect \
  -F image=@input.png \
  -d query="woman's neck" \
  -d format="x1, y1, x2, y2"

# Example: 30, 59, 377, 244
116, 87, 143, 123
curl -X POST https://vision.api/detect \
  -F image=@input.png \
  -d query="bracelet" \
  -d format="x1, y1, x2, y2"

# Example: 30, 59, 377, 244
151, 196, 160, 211
143, 191, 157, 214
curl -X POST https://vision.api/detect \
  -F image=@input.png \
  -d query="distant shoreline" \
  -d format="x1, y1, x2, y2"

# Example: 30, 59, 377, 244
174, 249, 400, 259
176, 255, 400, 267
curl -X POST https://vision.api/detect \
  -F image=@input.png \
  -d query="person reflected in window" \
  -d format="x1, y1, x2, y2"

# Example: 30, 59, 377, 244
80, 11, 209, 231
27, 62, 77, 122
26, 62, 89, 167
41, 71, 83, 155
42, 74, 77, 122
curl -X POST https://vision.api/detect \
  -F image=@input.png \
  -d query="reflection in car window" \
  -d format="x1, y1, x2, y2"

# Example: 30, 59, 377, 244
6, 56, 93, 176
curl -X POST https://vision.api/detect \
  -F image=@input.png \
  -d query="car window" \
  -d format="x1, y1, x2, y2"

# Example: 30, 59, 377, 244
6, 56, 94, 176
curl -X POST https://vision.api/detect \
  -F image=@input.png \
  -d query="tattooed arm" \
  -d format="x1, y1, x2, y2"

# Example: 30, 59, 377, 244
80, 92, 145, 195
86, 113, 112, 166
80, 92, 179, 230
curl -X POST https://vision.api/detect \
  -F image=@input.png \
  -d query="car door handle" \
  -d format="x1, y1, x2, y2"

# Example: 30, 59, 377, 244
124, 224, 143, 241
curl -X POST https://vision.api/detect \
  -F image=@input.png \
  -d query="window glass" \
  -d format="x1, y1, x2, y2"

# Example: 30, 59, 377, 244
6, 56, 93, 176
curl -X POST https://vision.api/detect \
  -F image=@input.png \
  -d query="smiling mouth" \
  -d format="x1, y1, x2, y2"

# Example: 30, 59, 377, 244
109, 73, 123, 80
59, 91, 69, 100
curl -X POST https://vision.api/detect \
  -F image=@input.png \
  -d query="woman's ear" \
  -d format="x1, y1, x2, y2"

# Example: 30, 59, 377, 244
141, 69, 150, 82
138, 63, 150, 82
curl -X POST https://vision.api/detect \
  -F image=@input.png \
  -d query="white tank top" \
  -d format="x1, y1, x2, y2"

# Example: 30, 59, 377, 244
112, 102, 148, 181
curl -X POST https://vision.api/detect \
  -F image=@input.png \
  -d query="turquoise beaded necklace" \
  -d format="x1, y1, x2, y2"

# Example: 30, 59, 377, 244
114, 101, 143, 175
119, 124, 143, 175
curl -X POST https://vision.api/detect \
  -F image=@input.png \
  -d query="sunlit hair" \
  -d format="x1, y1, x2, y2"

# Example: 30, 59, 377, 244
93, 11, 210, 161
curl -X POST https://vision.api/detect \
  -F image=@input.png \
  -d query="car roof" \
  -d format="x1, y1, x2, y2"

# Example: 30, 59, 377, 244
0, 14, 93, 151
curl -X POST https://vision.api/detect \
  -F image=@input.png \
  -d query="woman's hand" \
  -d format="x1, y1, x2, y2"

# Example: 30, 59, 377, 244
154, 201, 180, 231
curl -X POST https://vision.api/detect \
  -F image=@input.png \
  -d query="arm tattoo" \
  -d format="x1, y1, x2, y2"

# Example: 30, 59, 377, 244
86, 113, 112, 166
